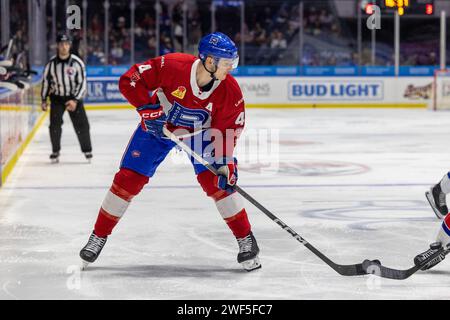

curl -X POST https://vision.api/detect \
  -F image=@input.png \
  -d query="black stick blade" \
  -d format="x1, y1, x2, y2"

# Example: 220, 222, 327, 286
362, 246, 450, 280
333, 263, 368, 276
363, 259, 417, 280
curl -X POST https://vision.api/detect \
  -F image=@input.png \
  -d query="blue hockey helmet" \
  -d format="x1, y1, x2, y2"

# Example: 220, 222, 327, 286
198, 32, 239, 69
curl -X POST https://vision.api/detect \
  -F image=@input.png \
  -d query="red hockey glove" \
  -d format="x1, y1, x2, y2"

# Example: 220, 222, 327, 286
136, 104, 167, 137
213, 157, 238, 193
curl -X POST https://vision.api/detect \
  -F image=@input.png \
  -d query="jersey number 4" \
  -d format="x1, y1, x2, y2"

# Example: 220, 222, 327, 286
138, 64, 152, 74
235, 112, 245, 126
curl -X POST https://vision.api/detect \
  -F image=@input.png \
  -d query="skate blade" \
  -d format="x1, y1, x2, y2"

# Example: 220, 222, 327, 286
50, 158, 59, 164
425, 191, 446, 220
240, 256, 261, 272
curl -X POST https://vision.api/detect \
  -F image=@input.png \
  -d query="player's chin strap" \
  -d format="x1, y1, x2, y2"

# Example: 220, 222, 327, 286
201, 59, 218, 81
162, 125, 377, 278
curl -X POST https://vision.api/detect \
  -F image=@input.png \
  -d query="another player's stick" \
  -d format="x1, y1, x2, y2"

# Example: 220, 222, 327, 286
362, 245, 450, 280
163, 127, 368, 277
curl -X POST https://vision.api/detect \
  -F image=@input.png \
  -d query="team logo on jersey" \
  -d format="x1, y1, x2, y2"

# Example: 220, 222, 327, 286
130, 71, 141, 82
131, 150, 141, 158
66, 67, 75, 76
171, 86, 187, 99
167, 101, 210, 129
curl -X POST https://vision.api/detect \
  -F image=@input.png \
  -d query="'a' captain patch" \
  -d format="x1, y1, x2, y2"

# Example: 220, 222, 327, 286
171, 86, 187, 99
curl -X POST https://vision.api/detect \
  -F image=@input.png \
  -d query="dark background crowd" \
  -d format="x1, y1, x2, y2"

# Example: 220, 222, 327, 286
2, 0, 447, 67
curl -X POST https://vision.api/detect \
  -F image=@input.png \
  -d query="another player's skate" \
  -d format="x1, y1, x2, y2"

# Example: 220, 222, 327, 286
414, 242, 448, 271
236, 232, 261, 271
79, 231, 107, 269
84, 152, 93, 163
425, 184, 448, 219
49, 152, 60, 164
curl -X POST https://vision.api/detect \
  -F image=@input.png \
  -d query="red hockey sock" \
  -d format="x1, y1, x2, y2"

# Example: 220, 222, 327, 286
93, 168, 149, 238
94, 208, 121, 238
224, 209, 251, 239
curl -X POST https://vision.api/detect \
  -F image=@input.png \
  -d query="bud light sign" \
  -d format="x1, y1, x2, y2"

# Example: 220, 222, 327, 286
289, 80, 383, 101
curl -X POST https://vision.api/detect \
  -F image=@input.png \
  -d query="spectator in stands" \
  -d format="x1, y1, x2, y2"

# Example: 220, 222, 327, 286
270, 30, 287, 63
140, 12, 155, 30
173, 22, 184, 52
159, 36, 173, 55
148, 36, 157, 52
251, 23, 267, 46
270, 30, 287, 50
319, 9, 333, 30
428, 52, 437, 66
91, 14, 103, 35
188, 11, 202, 53
306, 7, 319, 34
110, 40, 124, 65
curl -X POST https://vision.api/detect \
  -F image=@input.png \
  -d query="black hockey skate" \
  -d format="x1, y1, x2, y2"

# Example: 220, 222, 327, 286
49, 152, 59, 164
414, 242, 448, 271
236, 232, 261, 271
425, 184, 448, 219
80, 231, 107, 269
84, 152, 93, 163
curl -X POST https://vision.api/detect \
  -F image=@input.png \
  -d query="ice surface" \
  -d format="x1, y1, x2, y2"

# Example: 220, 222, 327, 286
1, 108, 450, 299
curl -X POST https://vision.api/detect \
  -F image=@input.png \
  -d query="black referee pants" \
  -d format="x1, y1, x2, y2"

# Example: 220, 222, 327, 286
49, 96, 92, 153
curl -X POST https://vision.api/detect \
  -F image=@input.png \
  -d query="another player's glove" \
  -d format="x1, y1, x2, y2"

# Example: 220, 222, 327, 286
213, 157, 238, 193
136, 104, 167, 137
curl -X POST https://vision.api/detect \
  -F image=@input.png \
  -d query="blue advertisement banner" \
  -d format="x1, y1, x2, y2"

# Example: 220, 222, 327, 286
85, 77, 127, 103
32, 64, 443, 79
83, 65, 442, 77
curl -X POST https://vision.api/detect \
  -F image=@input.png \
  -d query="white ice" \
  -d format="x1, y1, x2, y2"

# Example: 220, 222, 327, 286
1, 108, 450, 300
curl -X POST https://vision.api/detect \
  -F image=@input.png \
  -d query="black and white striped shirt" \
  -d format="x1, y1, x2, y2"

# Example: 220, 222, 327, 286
41, 54, 87, 101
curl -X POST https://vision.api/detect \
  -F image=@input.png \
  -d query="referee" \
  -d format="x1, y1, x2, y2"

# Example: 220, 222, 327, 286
41, 34, 92, 163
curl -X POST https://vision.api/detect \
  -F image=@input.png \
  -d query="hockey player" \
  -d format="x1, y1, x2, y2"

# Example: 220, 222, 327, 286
414, 173, 450, 270
425, 172, 450, 219
79, 32, 261, 271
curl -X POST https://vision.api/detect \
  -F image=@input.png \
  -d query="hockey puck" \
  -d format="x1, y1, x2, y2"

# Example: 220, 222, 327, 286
362, 259, 382, 274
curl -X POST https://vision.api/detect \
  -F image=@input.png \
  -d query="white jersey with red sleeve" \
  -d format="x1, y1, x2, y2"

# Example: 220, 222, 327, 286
118, 53, 245, 159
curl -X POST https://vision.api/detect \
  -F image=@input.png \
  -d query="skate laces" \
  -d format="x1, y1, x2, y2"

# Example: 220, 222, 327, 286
237, 234, 253, 253
85, 233, 106, 253
421, 249, 436, 260
420, 248, 445, 265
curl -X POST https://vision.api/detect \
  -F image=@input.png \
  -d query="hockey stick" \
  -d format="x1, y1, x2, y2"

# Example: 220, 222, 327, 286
362, 246, 450, 280
163, 126, 368, 277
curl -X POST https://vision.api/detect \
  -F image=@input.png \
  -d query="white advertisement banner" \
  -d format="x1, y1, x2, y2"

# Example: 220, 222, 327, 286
235, 77, 434, 106
288, 80, 384, 101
